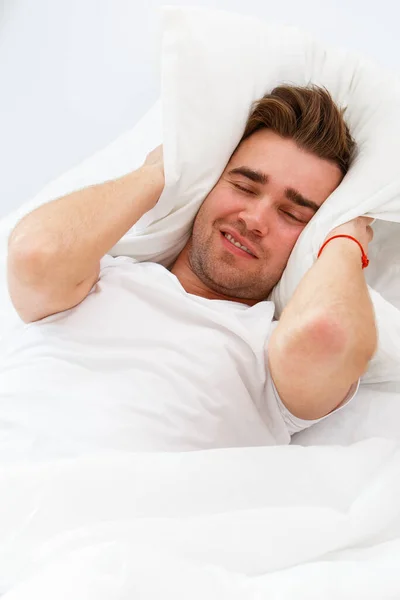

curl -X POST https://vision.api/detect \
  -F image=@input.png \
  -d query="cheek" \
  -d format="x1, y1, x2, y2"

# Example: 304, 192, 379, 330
205, 185, 242, 217
269, 223, 305, 266
193, 188, 234, 236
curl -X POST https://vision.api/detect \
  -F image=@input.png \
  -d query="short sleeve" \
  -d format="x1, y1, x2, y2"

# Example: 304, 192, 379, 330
88, 254, 137, 295
272, 377, 360, 436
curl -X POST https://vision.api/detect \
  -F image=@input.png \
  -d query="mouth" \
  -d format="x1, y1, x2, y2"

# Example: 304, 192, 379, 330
220, 231, 258, 259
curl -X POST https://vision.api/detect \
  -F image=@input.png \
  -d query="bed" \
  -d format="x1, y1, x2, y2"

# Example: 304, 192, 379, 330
0, 7, 400, 599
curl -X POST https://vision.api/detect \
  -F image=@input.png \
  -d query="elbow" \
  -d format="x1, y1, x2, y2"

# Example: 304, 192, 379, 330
301, 313, 378, 376
8, 234, 55, 284
274, 312, 377, 372
272, 312, 348, 358
268, 313, 377, 420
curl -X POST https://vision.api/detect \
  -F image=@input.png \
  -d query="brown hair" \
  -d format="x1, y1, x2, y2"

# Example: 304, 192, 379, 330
241, 85, 355, 175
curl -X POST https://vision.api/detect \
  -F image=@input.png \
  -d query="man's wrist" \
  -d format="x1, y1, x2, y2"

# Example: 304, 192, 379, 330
319, 236, 364, 266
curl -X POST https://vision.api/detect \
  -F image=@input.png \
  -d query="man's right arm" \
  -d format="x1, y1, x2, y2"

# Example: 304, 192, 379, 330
7, 147, 165, 323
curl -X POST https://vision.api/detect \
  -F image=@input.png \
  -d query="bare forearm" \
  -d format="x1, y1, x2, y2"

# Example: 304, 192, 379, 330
8, 165, 162, 287
279, 238, 377, 360
268, 238, 377, 419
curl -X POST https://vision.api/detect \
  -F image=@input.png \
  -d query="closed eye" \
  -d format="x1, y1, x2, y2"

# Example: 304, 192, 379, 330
232, 183, 256, 195
232, 181, 309, 223
280, 210, 306, 223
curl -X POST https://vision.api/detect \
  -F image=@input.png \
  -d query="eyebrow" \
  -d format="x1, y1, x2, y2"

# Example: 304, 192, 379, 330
228, 166, 320, 213
285, 188, 320, 213
228, 166, 268, 185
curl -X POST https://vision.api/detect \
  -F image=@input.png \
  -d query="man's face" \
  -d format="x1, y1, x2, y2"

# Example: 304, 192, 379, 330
188, 129, 343, 302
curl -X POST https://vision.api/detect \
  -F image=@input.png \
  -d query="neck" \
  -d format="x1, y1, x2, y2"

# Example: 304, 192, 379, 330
170, 244, 257, 306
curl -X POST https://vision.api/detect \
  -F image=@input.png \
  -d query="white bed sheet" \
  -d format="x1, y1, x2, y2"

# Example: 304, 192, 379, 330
1, 440, 400, 599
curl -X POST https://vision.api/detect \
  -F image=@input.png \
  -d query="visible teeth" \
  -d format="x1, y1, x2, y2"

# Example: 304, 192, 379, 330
224, 233, 254, 256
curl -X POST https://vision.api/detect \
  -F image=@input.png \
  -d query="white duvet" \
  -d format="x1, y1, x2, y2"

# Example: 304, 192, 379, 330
1, 6, 400, 598
1, 441, 400, 599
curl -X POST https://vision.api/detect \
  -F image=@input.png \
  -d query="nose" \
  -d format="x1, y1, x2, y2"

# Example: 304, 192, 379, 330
238, 202, 270, 237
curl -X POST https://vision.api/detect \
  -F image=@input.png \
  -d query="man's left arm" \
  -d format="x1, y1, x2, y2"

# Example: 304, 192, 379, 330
268, 217, 377, 421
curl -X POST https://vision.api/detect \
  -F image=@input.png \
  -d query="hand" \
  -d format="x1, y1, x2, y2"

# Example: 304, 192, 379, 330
143, 144, 165, 187
136, 145, 165, 210
324, 216, 374, 252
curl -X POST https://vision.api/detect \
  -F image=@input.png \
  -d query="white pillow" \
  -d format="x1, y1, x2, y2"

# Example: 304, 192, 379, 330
151, 6, 400, 385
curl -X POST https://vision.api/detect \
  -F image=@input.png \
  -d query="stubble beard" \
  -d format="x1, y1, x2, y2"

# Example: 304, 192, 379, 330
188, 222, 276, 301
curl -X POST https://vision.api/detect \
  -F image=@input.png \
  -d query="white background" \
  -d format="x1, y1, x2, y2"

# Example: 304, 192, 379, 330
0, 0, 399, 217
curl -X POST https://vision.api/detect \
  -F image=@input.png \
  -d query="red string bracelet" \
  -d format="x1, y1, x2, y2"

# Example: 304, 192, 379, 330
317, 235, 369, 269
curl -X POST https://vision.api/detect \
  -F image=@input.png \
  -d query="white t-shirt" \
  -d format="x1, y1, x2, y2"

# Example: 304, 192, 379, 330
0, 255, 358, 461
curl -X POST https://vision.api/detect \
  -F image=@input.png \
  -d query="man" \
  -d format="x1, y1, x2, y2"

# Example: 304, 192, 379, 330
5, 85, 377, 451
